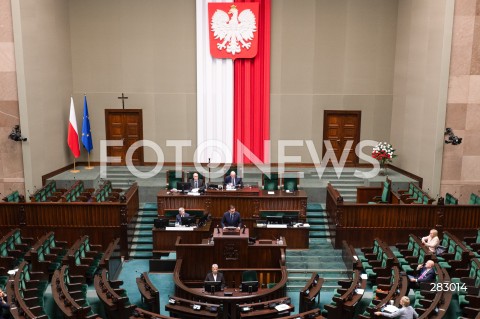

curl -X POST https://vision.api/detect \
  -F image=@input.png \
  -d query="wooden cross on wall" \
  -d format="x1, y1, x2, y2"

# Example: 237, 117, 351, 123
118, 93, 128, 109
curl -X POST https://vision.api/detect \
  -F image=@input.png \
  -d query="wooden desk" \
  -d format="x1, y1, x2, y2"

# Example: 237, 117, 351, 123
253, 225, 309, 249
157, 189, 308, 221
174, 285, 288, 319
153, 221, 213, 253
175, 229, 286, 279
173, 239, 288, 319
165, 295, 221, 319
238, 297, 294, 318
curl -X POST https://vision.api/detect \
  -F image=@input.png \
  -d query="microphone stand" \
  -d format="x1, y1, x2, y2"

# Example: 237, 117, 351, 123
208, 158, 211, 184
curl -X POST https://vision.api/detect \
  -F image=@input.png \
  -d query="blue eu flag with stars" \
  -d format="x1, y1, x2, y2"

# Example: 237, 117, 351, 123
81, 95, 93, 153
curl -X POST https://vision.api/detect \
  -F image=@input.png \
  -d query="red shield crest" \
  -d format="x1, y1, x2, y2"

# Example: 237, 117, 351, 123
208, 2, 259, 59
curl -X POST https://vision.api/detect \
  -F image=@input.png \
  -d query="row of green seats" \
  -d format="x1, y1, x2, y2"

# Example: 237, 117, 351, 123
2, 190, 20, 202
469, 193, 480, 205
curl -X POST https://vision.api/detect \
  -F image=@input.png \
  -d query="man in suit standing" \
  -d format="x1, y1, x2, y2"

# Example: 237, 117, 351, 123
407, 260, 435, 294
224, 171, 243, 188
189, 172, 204, 190
221, 205, 242, 229
204, 264, 225, 288
175, 207, 189, 225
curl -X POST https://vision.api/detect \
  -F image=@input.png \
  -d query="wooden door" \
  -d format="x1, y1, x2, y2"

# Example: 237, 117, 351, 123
322, 111, 361, 166
105, 109, 144, 166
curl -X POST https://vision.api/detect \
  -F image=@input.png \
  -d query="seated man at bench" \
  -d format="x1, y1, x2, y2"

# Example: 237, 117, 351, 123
407, 260, 435, 294
204, 263, 225, 289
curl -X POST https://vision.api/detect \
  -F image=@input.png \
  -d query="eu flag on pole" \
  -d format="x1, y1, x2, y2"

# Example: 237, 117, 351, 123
81, 95, 93, 153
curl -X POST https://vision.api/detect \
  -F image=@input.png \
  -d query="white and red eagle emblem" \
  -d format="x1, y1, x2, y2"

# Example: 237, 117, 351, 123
208, 3, 259, 59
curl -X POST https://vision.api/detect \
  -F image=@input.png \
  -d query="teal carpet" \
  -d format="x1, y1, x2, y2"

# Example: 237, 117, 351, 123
142, 202, 158, 211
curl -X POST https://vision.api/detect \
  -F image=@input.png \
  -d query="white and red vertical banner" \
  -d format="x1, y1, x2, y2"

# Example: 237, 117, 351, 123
68, 97, 80, 158
196, 0, 270, 164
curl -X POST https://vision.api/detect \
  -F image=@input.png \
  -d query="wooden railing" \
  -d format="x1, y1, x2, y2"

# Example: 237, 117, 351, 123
299, 273, 323, 313
0, 183, 138, 258
326, 184, 480, 248
94, 269, 135, 319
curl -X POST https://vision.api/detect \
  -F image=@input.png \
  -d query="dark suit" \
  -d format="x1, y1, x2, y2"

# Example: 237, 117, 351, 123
0, 295, 9, 319
189, 179, 204, 189
205, 272, 225, 287
175, 212, 190, 224
221, 211, 242, 228
408, 265, 435, 293
224, 176, 243, 188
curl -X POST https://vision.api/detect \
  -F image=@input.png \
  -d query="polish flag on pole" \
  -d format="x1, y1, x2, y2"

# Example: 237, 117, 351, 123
68, 97, 80, 158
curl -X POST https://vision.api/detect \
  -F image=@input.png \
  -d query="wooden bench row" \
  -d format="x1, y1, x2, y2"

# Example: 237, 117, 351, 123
30, 181, 66, 202
52, 265, 101, 319
91, 180, 122, 202
136, 272, 160, 314
25, 231, 68, 275
357, 237, 452, 318
6, 261, 49, 319
63, 235, 103, 281
94, 268, 136, 319
0, 228, 33, 272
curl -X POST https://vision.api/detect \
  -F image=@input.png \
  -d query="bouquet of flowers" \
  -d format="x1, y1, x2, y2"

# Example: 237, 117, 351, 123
372, 142, 396, 165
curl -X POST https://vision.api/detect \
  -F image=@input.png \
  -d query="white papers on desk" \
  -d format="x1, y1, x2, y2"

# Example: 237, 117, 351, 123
187, 192, 201, 196
275, 304, 290, 311
353, 255, 358, 261
384, 305, 399, 313
294, 223, 310, 228
267, 224, 287, 229
165, 226, 195, 231
355, 288, 364, 294
7, 268, 18, 276
268, 191, 275, 195
226, 188, 237, 191
360, 274, 368, 280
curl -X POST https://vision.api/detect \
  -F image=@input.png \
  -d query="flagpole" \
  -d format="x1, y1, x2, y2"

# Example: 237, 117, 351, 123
85, 152, 94, 170
70, 158, 80, 173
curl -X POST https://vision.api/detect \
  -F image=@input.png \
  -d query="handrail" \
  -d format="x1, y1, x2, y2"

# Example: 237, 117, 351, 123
9, 261, 48, 319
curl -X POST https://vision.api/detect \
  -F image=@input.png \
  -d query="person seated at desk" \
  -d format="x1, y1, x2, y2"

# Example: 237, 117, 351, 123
221, 205, 242, 230
189, 172, 204, 190
205, 264, 225, 287
421, 229, 439, 253
407, 260, 435, 294
175, 207, 189, 225
374, 296, 418, 318
225, 171, 243, 188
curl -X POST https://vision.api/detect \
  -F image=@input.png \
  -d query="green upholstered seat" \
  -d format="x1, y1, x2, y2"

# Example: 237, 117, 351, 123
445, 193, 458, 205
262, 172, 279, 190
368, 178, 391, 204
282, 173, 299, 191
3, 190, 20, 202
468, 193, 479, 205
242, 270, 258, 282
166, 170, 184, 189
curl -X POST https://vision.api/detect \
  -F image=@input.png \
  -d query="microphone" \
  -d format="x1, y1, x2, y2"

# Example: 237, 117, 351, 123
242, 225, 246, 234
216, 225, 220, 234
